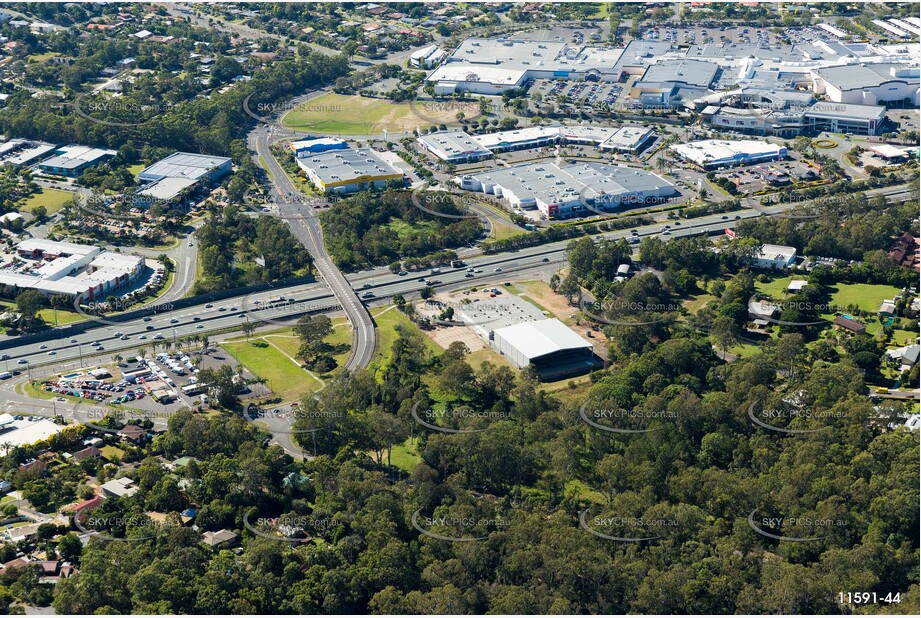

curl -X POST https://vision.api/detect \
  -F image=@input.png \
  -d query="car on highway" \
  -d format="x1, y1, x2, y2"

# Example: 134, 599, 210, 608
398, 271, 408, 276
363, 283, 372, 288
196, 324, 204, 329
146, 325, 155, 331
17, 359, 27, 365
362, 291, 375, 298
40, 345, 47, 350
542, 257, 550, 262
139, 335, 147, 340
120, 335, 129, 340
170, 318, 179, 324
70, 338, 77, 343
0, 354, 7, 360
143, 316, 152, 322
494, 267, 503, 272
205, 303, 213, 308
48, 351, 56, 356
193, 317, 201, 322
721, 215, 729, 220
153, 334, 164, 340
218, 307, 227, 312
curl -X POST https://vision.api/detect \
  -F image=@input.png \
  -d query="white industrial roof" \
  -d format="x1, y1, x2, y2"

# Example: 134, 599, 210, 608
138, 152, 232, 181
494, 318, 592, 361
39, 145, 116, 170
671, 140, 785, 165
297, 148, 400, 185
417, 131, 493, 158
868, 144, 908, 158
0, 419, 64, 455
138, 176, 198, 200
17, 239, 98, 256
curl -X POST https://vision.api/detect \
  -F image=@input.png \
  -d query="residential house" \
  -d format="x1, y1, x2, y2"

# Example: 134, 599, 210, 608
832, 315, 866, 336
202, 529, 239, 548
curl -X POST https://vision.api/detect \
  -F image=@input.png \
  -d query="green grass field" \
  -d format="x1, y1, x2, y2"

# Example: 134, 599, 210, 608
17, 188, 74, 215
826, 283, 903, 313
755, 276, 796, 298
222, 339, 321, 402
280, 93, 461, 135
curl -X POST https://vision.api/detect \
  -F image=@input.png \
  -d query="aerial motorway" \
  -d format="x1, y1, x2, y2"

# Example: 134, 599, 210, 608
248, 112, 378, 371
0, 181, 912, 370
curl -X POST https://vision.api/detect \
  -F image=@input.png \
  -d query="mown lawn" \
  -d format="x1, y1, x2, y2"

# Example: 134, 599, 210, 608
825, 283, 903, 314
222, 340, 321, 402
17, 188, 74, 214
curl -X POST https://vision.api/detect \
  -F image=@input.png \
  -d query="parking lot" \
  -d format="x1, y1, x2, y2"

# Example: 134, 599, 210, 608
529, 79, 625, 113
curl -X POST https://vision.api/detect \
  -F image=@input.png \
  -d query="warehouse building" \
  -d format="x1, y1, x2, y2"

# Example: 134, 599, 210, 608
492, 318, 600, 380
38, 145, 116, 177
136, 152, 233, 201
457, 161, 676, 220
0, 139, 56, 167
416, 131, 493, 163
289, 137, 348, 157
811, 63, 920, 106
0, 239, 145, 301
297, 147, 404, 194
670, 139, 787, 170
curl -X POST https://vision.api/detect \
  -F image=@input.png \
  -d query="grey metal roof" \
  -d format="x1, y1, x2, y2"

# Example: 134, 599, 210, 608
138, 152, 232, 181
639, 59, 720, 88
814, 63, 920, 90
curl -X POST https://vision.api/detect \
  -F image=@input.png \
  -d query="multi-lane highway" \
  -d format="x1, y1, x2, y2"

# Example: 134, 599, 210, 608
251, 131, 377, 370
1, 181, 913, 372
